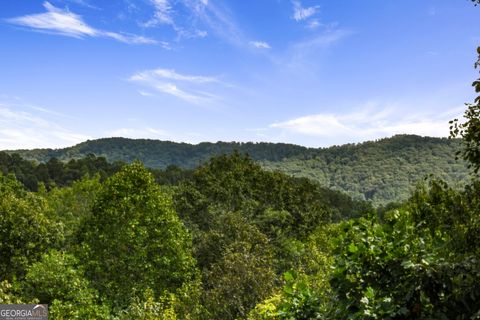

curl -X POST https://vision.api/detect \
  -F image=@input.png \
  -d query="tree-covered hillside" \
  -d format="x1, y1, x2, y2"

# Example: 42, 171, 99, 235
6, 135, 469, 206
0, 153, 374, 319
1, 152, 479, 319
7, 138, 311, 168
262, 135, 468, 205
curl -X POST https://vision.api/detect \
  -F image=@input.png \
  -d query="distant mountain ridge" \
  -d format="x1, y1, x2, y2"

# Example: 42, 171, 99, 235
261, 135, 469, 205
6, 138, 311, 169
5, 135, 469, 205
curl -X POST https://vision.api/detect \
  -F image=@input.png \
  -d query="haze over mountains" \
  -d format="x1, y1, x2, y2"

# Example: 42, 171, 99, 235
5, 134, 468, 205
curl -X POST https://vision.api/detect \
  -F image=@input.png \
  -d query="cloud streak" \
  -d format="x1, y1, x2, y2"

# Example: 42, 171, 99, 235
129, 68, 222, 105
250, 41, 271, 49
269, 103, 462, 145
7, 2, 157, 44
275, 28, 353, 73
64, 0, 99, 10
292, 0, 319, 22
142, 0, 271, 50
142, 0, 209, 40
0, 102, 90, 150
182, 0, 245, 46
142, 0, 174, 27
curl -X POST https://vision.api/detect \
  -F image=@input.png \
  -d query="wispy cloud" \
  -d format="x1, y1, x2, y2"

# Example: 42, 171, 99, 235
293, 28, 352, 51
182, 0, 246, 46
142, 0, 268, 49
250, 41, 271, 49
278, 28, 353, 72
0, 101, 90, 150
138, 91, 154, 97
63, 0, 99, 10
7, 1, 157, 44
269, 103, 462, 144
134, 68, 218, 83
308, 20, 321, 29
292, 0, 319, 22
142, 0, 174, 27
129, 68, 222, 105
142, 0, 209, 40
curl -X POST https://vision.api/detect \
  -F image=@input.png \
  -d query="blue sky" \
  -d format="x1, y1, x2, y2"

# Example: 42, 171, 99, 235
0, 0, 479, 149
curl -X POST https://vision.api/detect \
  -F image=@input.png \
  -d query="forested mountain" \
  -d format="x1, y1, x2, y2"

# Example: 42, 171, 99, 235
262, 135, 469, 205
7, 138, 311, 168
5, 135, 469, 205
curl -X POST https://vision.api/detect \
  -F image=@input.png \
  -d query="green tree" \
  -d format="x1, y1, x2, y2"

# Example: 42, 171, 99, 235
203, 240, 276, 320
46, 176, 102, 249
0, 280, 27, 304
0, 174, 63, 280
80, 162, 197, 310
451, 45, 480, 173
329, 181, 480, 320
175, 153, 333, 239
117, 289, 178, 320
198, 212, 277, 320
249, 225, 337, 320
22, 250, 110, 319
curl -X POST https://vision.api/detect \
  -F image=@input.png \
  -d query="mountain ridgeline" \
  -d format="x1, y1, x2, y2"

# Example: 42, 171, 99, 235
9, 138, 310, 168
262, 135, 469, 205
5, 135, 469, 205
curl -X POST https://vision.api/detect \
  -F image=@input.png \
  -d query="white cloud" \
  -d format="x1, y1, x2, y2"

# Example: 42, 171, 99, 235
269, 104, 462, 144
294, 29, 351, 51
0, 103, 90, 150
181, 0, 246, 46
138, 91, 154, 97
292, 0, 319, 22
130, 68, 218, 83
142, 0, 174, 27
308, 19, 321, 29
129, 68, 221, 105
142, 0, 209, 40
250, 41, 271, 49
195, 30, 208, 38
101, 31, 157, 44
7, 2, 157, 44
143, 0, 264, 49
64, 0, 99, 10
280, 28, 353, 72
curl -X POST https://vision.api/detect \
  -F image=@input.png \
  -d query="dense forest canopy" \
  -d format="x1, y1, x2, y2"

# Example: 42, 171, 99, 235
0, 152, 373, 318
1, 144, 479, 319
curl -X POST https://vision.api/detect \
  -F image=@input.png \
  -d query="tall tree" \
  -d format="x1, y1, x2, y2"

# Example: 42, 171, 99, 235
0, 174, 62, 280
80, 162, 196, 310
450, 25, 480, 173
